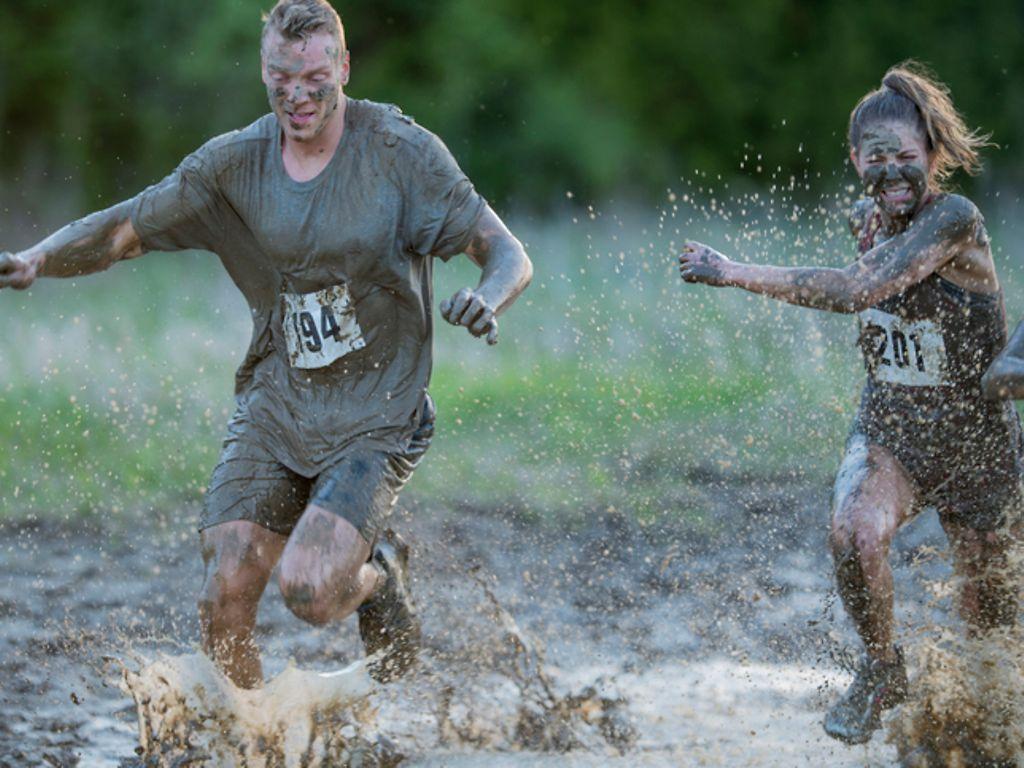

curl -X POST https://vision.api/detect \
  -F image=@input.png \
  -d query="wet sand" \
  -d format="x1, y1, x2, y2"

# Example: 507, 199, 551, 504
0, 470, 958, 766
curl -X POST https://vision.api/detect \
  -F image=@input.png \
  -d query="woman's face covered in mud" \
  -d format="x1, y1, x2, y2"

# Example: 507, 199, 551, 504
261, 29, 349, 144
852, 121, 932, 220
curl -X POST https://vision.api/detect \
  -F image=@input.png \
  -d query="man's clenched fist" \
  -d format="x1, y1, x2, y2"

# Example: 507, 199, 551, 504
440, 287, 499, 345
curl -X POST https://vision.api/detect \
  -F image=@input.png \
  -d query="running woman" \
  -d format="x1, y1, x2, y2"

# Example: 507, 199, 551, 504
0, 0, 532, 689
678, 62, 1022, 745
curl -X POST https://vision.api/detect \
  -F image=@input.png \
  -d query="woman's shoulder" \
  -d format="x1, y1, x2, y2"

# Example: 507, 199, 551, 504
920, 193, 984, 242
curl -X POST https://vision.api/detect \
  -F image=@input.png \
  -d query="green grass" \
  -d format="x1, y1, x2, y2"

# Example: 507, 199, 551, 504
3, 195, 1023, 525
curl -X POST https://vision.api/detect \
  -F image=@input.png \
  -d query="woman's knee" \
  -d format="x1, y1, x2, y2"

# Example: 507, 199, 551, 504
830, 508, 891, 565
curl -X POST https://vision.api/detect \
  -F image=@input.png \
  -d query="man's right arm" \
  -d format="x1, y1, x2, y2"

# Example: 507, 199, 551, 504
0, 199, 144, 290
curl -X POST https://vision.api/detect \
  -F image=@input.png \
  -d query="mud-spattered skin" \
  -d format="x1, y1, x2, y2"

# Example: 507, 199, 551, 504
857, 123, 929, 224
678, 192, 988, 313
0, 201, 142, 289
439, 207, 532, 346
261, 29, 348, 170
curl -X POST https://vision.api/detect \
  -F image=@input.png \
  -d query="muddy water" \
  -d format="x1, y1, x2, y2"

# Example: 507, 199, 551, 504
0, 474, 973, 766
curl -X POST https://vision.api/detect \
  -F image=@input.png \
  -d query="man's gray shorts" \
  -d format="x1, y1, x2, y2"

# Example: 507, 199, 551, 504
201, 396, 435, 543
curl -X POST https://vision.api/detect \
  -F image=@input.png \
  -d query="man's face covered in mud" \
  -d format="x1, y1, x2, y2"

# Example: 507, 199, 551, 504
261, 29, 349, 144
853, 121, 932, 220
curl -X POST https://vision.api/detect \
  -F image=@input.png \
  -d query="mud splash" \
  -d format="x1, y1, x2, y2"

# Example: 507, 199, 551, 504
116, 569, 635, 766
887, 535, 1024, 768
121, 653, 398, 767
431, 569, 637, 754
888, 629, 1024, 767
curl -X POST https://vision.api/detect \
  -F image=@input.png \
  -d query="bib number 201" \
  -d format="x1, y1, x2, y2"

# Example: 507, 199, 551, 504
871, 327, 926, 372
282, 284, 365, 369
859, 308, 948, 387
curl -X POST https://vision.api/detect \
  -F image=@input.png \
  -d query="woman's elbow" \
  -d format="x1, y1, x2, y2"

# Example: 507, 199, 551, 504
520, 250, 534, 289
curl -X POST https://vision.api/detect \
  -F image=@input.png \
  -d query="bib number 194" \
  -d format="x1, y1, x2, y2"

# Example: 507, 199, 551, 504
282, 284, 365, 369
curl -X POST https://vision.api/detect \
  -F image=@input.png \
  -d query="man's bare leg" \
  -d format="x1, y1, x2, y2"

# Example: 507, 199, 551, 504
277, 505, 379, 626
277, 504, 420, 682
199, 521, 286, 689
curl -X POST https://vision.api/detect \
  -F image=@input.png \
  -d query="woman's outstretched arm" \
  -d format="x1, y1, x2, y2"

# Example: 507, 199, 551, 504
679, 195, 980, 314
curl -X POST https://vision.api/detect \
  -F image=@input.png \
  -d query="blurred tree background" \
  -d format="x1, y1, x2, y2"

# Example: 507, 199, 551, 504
0, 0, 1022, 210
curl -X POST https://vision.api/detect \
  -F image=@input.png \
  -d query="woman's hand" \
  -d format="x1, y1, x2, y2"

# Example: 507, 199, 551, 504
678, 241, 734, 287
0, 251, 39, 290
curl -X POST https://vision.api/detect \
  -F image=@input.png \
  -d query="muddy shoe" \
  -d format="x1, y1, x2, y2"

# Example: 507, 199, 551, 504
824, 647, 908, 745
358, 530, 421, 684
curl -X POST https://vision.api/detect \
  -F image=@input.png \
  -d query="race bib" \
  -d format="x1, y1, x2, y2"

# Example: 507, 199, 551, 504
281, 284, 365, 369
859, 308, 949, 387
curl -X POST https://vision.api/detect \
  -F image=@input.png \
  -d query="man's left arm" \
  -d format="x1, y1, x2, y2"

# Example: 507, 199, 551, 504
440, 206, 533, 345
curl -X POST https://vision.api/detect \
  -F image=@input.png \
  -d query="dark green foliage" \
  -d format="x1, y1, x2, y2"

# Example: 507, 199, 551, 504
0, 0, 1021, 206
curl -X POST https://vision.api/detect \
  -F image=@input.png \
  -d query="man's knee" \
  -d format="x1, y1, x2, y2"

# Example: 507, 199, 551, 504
199, 563, 266, 621
199, 525, 280, 622
279, 575, 347, 626
278, 556, 362, 627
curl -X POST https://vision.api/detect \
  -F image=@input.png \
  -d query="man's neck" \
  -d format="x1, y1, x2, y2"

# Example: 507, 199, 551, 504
282, 95, 348, 176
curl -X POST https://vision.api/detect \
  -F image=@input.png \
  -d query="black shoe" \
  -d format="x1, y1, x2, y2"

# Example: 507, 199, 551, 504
824, 647, 908, 745
357, 530, 421, 684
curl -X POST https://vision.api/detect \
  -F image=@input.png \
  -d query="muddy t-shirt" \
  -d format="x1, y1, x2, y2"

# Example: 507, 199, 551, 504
130, 99, 486, 476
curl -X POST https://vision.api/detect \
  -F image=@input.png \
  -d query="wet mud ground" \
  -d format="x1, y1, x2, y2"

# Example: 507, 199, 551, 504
0, 468, 958, 767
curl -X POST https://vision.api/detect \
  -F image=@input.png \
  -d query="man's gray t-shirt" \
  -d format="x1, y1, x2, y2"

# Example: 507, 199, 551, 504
131, 98, 486, 476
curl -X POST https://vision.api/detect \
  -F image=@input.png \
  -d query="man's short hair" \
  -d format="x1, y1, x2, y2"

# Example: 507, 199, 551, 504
262, 0, 346, 54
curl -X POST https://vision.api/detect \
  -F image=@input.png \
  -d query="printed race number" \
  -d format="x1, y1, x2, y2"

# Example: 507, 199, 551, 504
281, 284, 365, 369
859, 308, 948, 387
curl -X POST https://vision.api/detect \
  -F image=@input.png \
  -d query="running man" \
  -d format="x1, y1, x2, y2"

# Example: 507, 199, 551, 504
0, 0, 532, 689
678, 62, 1022, 745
